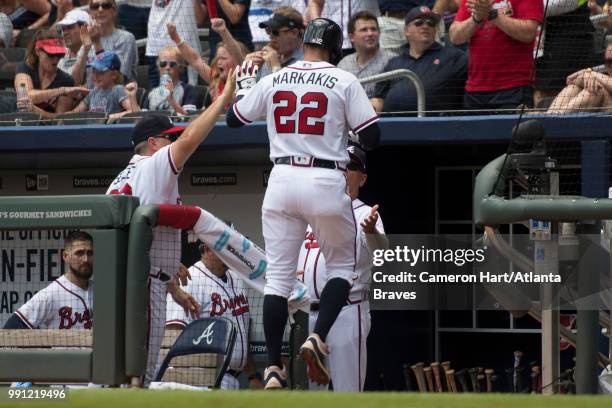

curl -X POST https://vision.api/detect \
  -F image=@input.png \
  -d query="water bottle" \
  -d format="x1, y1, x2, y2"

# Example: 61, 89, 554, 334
159, 74, 172, 98
16, 82, 31, 113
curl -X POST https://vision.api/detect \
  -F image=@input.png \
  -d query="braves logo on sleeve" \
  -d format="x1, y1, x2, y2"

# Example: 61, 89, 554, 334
15, 275, 93, 330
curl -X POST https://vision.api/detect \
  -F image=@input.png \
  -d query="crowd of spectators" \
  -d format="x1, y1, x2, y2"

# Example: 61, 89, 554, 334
1, 0, 611, 120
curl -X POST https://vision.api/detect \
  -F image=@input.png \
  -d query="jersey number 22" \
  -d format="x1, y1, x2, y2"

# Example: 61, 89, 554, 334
273, 91, 328, 136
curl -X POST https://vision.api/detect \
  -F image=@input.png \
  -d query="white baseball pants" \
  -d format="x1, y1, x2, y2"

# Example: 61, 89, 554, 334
309, 301, 371, 391
262, 165, 357, 298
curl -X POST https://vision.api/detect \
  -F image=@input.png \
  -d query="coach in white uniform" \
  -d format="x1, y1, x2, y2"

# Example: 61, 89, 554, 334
166, 240, 263, 390
227, 19, 381, 389
106, 74, 235, 386
299, 145, 386, 392
3, 231, 94, 330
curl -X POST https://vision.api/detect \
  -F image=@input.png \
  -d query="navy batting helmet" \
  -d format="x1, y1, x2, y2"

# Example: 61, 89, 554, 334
303, 18, 343, 65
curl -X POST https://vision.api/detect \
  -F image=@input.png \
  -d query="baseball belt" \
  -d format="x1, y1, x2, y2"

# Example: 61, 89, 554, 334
226, 369, 242, 378
310, 299, 365, 312
149, 271, 171, 282
274, 156, 345, 170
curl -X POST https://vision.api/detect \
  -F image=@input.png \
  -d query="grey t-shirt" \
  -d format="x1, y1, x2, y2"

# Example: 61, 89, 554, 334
338, 48, 397, 98
84, 85, 128, 114
86, 29, 138, 86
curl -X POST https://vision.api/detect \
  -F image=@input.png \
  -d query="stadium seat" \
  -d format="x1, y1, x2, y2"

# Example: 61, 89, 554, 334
192, 85, 210, 109
53, 111, 107, 125
136, 65, 149, 90
15, 29, 37, 49
154, 317, 236, 388
0, 112, 41, 126
136, 87, 146, 107
0, 48, 26, 62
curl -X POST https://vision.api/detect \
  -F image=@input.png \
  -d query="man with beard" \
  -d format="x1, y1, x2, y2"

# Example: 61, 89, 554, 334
3, 231, 94, 330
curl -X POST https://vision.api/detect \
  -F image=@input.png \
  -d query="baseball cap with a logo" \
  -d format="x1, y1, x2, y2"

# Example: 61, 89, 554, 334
347, 144, 367, 173
404, 6, 441, 25
131, 113, 187, 146
87, 51, 121, 72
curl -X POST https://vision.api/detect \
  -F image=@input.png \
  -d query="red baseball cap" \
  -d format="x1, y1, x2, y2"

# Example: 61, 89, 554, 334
36, 38, 66, 55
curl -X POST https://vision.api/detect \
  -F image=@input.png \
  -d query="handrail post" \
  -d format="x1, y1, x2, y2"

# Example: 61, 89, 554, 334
359, 69, 426, 117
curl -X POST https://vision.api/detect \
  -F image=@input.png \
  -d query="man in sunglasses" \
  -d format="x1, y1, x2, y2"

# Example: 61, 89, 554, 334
298, 144, 387, 392
244, 7, 304, 80
106, 72, 236, 386
371, 6, 467, 114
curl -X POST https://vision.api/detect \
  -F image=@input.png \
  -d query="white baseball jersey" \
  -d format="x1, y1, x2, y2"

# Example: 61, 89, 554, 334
106, 144, 182, 280
166, 262, 251, 373
107, 143, 182, 384
320, 0, 380, 49
15, 275, 93, 330
299, 199, 384, 301
232, 60, 379, 163
298, 199, 384, 392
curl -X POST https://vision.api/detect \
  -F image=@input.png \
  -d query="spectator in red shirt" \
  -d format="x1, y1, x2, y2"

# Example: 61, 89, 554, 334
449, 0, 543, 113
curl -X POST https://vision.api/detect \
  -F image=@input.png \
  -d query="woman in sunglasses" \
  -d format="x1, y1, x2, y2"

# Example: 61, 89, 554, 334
144, 45, 202, 114
14, 29, 89, 118
84, 0, 138, 85
547, 43, 612, 114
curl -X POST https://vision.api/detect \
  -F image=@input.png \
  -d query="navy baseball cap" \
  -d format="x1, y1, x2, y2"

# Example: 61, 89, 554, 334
347, 145, 366, 173
405, 6, 441, 25
131, 113, 186, 146
87, 51, 121, 72
259, 13, 304, 31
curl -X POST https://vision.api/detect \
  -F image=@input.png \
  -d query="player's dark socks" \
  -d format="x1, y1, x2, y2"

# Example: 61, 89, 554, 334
313, 278, 350, 342
263, 294, 288, 367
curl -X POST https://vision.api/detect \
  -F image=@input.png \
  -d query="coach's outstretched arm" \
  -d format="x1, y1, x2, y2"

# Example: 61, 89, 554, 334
171, 69, 236, 169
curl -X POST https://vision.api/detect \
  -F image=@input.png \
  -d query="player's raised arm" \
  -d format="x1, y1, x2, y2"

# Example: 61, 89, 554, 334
170, 68, 236, 169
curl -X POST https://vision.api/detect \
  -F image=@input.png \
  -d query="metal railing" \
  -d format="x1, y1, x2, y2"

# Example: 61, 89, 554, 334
590, 13, 609, 25
359, 69, 426, 117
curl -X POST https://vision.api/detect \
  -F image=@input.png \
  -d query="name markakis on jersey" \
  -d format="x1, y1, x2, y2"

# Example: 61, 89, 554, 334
367, 234, 592, 311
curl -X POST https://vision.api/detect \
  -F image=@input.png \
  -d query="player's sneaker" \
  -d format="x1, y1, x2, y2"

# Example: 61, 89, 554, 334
300, 333, 330, 385
263, 365, 287, 390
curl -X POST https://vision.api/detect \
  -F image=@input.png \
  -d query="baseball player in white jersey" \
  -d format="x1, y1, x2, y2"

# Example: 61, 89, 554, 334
3, 231, 94, 330
298, 145, 387, 392
106, 72, 236, 386
226, 18, 381, 388
166, 240, 263, 390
